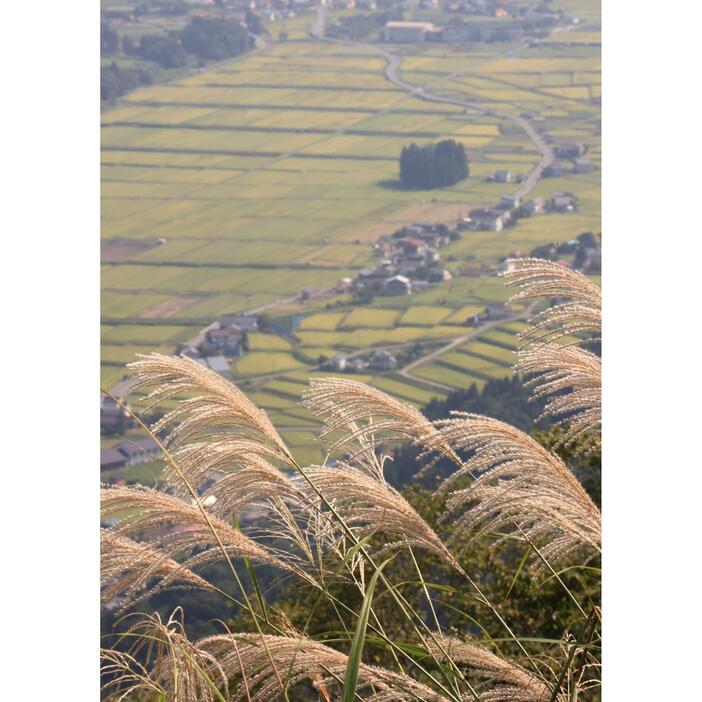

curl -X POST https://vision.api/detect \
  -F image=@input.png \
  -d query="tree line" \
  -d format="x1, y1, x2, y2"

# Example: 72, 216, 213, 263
101, 16, 256, 103
399, 139, 469, 189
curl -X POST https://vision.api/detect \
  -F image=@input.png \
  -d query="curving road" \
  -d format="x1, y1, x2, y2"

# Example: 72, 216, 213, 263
312, 1, 554, 201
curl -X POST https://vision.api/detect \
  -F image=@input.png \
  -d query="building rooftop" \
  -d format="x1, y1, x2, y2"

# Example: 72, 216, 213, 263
385, 21, 435, 29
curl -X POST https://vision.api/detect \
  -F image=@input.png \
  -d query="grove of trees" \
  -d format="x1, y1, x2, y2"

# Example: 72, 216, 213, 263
399, 139, 469, 189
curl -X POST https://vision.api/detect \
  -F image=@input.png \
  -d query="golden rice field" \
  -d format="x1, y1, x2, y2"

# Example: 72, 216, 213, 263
102, 24, 600, 461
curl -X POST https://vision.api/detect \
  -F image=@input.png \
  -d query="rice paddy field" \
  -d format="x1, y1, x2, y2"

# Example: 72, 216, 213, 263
101, 0, 600, 466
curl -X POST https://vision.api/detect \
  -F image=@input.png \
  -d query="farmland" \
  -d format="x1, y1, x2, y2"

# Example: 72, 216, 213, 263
101, 0, 600, 467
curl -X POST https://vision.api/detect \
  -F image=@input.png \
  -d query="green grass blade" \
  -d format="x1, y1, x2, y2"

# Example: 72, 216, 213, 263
341, 557, 392, 702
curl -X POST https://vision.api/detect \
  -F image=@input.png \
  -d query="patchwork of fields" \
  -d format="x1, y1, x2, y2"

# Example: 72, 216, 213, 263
101, 10, 600, 466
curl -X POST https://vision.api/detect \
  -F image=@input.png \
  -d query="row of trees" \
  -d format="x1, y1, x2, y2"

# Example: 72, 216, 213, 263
399, 139, 469, 189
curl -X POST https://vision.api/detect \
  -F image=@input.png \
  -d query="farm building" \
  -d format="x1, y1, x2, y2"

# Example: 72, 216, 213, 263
384, 275, 412, 295
495, 170, 512, 183
384, 21, 436, 42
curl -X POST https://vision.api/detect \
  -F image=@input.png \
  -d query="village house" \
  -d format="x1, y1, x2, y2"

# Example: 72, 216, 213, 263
428, 266, 453, 283
524, 197, 544, 215
573, 157, 595, 174
468, 207, 509, 231
384, 20, 436, 42
495, 170, 512, 183
384, 275, 412, 296
467, 302, 511, 326
543, 164, 569, 178
321, 354, 348, 372
205, 327, 244, 357
218, 314, 259, 333
117, 437, 161, 467
399, 238, 428, 257
499, 195, 520, 209
554, 142, 587, 159
100, 396, 132, 435
347, 358, 368, 373
369, 350, 398, 371
335, 277, 353, 293
550, 192, 578, 212
100, 447, 128, 472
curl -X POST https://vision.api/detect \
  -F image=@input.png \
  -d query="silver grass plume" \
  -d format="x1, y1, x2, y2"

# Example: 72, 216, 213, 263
101, 609, 228, 702
516, 344, 601, 445
302, 377, 460, 471
101, 485, 317, 586
428, 414, 600, 567
502, 258, 601, 344
196, 632, 450, 702
129, 353, 295, 467
298, 463, 461, 570
425, 636, 559, 702
101, 531, 214, 609
167, 441, 306, 520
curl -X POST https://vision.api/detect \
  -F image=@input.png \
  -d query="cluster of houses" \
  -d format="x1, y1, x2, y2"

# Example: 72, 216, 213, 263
100, 437, 161, 473
176, 313, 259, 376
321, 349, 399, 373
353, 222, 456, 297
462, 190, 578, 232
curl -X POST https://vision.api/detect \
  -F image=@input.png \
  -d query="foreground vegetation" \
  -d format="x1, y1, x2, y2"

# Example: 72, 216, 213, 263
101, 259, 602, 700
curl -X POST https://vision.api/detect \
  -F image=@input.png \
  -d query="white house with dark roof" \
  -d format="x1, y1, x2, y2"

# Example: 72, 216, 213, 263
384, 275, 412, 296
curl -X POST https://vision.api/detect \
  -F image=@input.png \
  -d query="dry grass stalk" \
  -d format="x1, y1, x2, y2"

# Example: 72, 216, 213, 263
516, 345, 601, 445
299, 463, 461, 570
426, 636, 559, 702
197, 632, 449, 701
302, 377, 460, 471
429, 414, 600, 566
101, 531, 215, 608
128, 353, 295, 467
102, 610, 228, 702
101, 485, 315, 586
167, 441, 305, 519
501, 258, 601, 344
